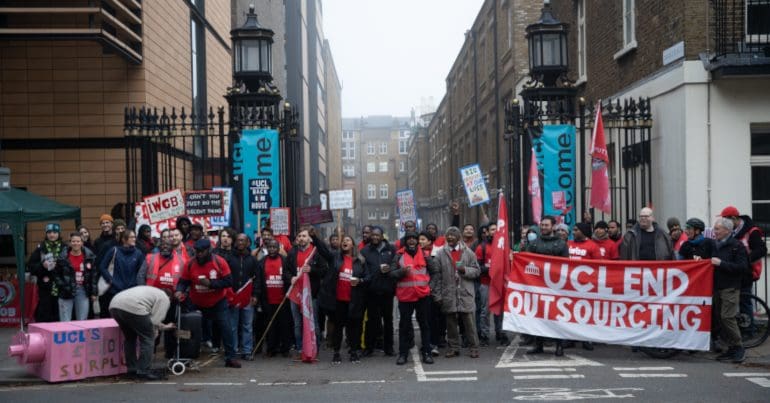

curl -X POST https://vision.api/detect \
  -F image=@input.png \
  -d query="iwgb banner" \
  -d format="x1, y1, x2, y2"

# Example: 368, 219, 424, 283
503, 253, 713, 350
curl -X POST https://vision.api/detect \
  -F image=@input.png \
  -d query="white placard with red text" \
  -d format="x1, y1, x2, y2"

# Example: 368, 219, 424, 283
503, 253, 713, 351
142, 189, 185, 223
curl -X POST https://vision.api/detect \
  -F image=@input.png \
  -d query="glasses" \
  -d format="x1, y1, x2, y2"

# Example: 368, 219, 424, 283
639, 215, 651, 218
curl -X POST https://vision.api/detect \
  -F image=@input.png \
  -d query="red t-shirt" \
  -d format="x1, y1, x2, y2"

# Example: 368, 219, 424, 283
295, 246, 314, 269
263, 255, 284, 305
357, 241, 366, 251
568, 239, 601, 260
450, 249, 462, 266
68, 253, 85, 286
434, 236, 446, 247
593, 238, 619, 260
181, 255, 231, 308
475, 243, 492, 285
673, 234, 688, 253
336, 255, 353, 302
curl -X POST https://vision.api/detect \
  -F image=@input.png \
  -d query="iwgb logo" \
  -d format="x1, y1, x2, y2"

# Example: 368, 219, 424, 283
0, 282, 15, 307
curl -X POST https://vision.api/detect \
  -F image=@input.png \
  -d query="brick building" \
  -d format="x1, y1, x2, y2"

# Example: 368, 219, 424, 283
0, 1, 232, 256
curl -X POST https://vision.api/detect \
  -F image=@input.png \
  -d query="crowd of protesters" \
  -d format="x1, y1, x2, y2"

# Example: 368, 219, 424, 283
25, 202, 766, 378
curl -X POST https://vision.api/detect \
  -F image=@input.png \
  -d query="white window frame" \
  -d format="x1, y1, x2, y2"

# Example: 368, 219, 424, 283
576, 0, 587, 84
379, 184, 388, 199
367, 142, 375, 155
342, 131, 353, 140
343, 164, 355, 177
751, 128, 770, 226
379, 161, 388, 172
380, 142, 388, 154
380, 210, 390, 220
367, 184, 376, 199
367, 210, 377, 220
367, 162, 375, 173
399, 160, 406, 172
342, 140, 355, 160
399, 139, 409, 154
614, 0, 637, 60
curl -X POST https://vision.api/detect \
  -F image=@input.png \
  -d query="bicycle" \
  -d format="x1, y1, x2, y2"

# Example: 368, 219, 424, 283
639, 292, 770, 359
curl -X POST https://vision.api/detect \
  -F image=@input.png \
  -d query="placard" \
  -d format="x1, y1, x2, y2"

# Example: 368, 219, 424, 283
459, 163, 490, 207
142, 189, 185, 224
210, 187, 233, 228
185, 190, 224, 216
270, 207, 291, 236
328, 189, 355, 210
297, 205, 334, 226
396, 190, 417, 224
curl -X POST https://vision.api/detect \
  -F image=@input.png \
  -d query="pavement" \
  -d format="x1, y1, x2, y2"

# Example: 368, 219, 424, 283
2, 323, 770, 401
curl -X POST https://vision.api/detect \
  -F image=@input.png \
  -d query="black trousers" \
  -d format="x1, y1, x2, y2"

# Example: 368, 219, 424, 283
398, 297, 432, 356
264, 303, 292, 354
110, 308, 154, 374
365, 292, 394, 352
333, 300, 362, 353
429, 299, 446, 347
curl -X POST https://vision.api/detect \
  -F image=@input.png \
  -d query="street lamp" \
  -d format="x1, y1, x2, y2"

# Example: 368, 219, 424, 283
231, 4, 275, 93
525, 0, 569, 87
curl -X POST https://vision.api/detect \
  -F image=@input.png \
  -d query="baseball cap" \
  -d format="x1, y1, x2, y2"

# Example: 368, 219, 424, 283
719, 206, 740, 218
194, 238, 211, 250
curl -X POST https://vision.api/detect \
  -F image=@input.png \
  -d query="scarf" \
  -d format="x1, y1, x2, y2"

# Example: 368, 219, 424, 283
43, 239, 63, 258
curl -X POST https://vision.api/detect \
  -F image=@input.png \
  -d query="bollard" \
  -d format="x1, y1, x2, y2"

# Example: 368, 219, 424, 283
8, 319, 127, 382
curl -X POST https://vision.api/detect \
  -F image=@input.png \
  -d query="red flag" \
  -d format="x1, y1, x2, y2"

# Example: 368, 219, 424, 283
528, 149, 542, 225
589, 102, 612, 214
227, 279, 253, 309
300, 271, 317, 363
287, 247, 316, 305
488, 192, 510, 316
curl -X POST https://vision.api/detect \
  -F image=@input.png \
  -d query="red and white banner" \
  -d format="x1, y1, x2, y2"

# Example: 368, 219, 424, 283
503, 253, 713, 350
488, 192, 510, 316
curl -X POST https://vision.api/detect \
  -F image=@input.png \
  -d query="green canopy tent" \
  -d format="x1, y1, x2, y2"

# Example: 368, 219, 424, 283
0, 188, 81, 331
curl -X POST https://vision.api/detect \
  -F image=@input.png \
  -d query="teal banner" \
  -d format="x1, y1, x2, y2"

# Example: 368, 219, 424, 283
233, 129, 281, 235
533, 125, 576, 229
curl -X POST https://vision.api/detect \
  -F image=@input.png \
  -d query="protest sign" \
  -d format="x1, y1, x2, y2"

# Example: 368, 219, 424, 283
270, 207, 291, 236
184, 190, 224, 216
459, 164, 490, 207
503, 253, 713, 351
142, 189, 185, 224
297, 205, 334, 226
396, 190, 417, 225
328, 189, 355, 210
210, 187, 233, 227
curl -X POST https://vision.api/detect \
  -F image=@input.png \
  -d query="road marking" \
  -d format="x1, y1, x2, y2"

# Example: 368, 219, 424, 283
257, 382, 307, 386
512, 387, 644, 401
145, 382, 177, 385
513, 374, 585, 380
250, 379, 257, 383
510, 368, 577, 373
411, 348, 477, 382
613, 367, 674, 371
723, 372, 770, 377
495, 338, 603, 368
618, 374, 687, 378
746, 377, 770, 388
330, 380, 387, 384
183, 382, 245, 386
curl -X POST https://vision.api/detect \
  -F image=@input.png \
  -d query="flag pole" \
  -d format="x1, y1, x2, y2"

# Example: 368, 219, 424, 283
250, 281, 296, 360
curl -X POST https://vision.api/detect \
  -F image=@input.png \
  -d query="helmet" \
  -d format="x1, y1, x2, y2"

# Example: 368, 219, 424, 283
685, 218, 705, 231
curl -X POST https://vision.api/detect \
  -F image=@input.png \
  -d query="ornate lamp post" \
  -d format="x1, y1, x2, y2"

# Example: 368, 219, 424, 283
225, 5, 300, 235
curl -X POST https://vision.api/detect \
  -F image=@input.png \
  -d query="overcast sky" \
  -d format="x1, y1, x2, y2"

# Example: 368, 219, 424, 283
322, 0, 484, 119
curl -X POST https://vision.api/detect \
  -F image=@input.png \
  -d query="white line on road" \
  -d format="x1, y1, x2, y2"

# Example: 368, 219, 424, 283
513, 374, 585, 380
421, 377, 478, 382
257, 382, 307, 386
330, 380, 388, 384
618, 374, 687, 378
145, 382, 177, 385
422, 370, 478, 375
183, 382, 245, 386
510, 368, 577, 373
613, 367, 674, 371
495, 338, 604, 368
723, 373, 770, 377
746, 377, 770, 388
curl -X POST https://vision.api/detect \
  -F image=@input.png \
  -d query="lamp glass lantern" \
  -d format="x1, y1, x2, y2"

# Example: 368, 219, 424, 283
231, 5, 274, 88
526, 2, 569, 86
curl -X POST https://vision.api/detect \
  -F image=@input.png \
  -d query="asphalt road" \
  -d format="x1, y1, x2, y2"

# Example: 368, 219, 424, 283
2, 335, 769, 402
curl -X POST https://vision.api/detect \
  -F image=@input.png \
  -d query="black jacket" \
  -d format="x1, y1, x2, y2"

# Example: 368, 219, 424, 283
28, 240, 65, 298
318, 249, 367, 318
54, 247, 97, 299
713, 236, 749, 290
284, 245, 329, 299
619, 223, 674, 261
225, 249, 260, 296
360, 240, 397, 295
679, 236, 716, 261
526, 234, 569, 257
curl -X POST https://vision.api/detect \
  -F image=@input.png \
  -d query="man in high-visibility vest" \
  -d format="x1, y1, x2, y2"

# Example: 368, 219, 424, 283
390, 232, 435, 366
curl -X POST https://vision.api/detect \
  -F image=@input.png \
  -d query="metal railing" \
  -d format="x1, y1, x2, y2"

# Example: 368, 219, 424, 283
713, 0, 770, 59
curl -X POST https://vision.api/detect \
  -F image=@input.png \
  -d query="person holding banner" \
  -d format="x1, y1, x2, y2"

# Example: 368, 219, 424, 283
390, 232, 435, 365
225, 234, 260, 361
434, 226, 481, 358
256, 239, 293, 358
592, 221, 619, 260
525, 216, 569, 356
711, 218, 750, 363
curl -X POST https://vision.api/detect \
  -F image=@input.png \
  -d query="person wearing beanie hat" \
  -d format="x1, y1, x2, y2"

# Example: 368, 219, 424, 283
27, 222, 65, 322
100, 214, 114, 224
592, 221, 619, 260
554, 223, 570, 241
666, 217, 687, 255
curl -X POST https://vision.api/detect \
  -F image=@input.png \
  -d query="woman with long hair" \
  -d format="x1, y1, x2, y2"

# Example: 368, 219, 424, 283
98, 229, 147, 316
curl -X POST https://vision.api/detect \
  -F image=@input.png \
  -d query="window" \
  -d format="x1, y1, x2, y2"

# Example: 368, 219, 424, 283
399, 160, 406, 172
399, 139, 409, 154
347, 209, 355, 219
343, 164, 355, 177
342, 131, 354, 140
367, 162, 375, 173
367, 184, 376, 199
380, 211, 390, 220
342, 141, 355, 160
367, 142, 375, 155
380, 142, 388, 154
368, 210, 377, 220
747, 0, 770, 43
577, 0, 587, 83
751, 128, 770, 227
379, 184, 388, 199
379, 162, 388, 172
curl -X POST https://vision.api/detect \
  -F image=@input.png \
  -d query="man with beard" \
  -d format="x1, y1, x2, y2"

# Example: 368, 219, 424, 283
175, 239, 240, 368
608, 220, 623, 247
170, 228, 193, 263
592, 221, 619, 260
358, 225, 373, 251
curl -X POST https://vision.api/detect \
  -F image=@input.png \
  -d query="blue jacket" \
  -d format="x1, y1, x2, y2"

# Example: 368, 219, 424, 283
99, 246, 147, 295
